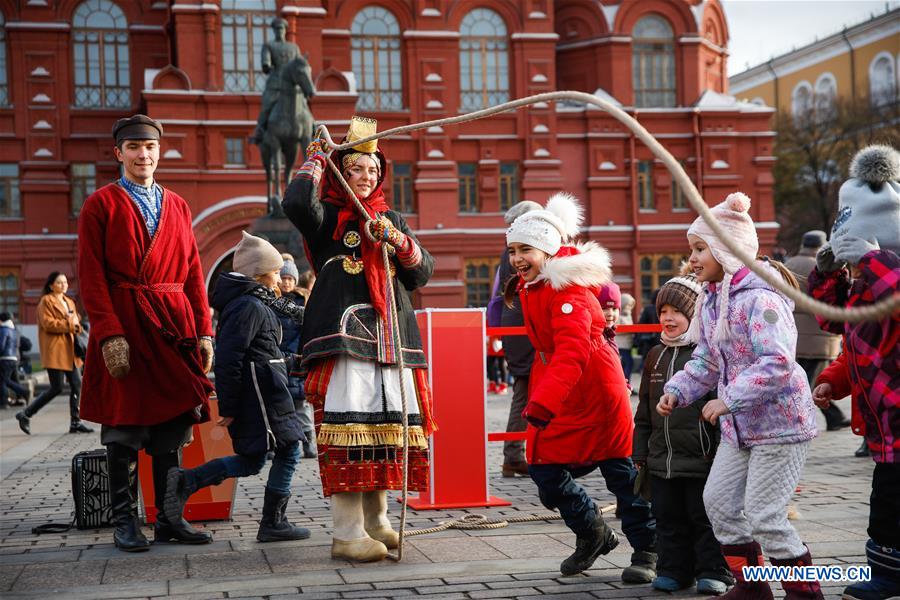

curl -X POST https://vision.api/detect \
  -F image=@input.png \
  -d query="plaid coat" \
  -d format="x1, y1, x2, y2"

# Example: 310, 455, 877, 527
808, 249, 900, 463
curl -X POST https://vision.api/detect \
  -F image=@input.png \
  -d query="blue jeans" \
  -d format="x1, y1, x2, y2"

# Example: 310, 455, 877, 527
619, 349, 634, 380
188, 440, 300, 495
529, 458, 656, 550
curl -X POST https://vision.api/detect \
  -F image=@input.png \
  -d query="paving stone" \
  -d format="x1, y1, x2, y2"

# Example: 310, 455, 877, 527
0, 564, 23, 591
480, 534, 573, 560
0, 549, 80, 564
12, 558, 106, 590
415, 582, 488, 594
441, 574, 513, 585
371, 578, 445, 589
469, 588, 543, 599
407, 537, 507, 562
188, 550, 272, 579
103, 554, 188, 584
169, 571, 344, 595
263, 544, 352, 573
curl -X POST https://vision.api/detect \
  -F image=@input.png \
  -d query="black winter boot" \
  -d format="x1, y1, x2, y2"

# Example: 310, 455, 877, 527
256, 487, 311, 542
560, 511, 619, 575
152, 452, 212, 544
106, 443, 150, 552
622, 547, 658, 583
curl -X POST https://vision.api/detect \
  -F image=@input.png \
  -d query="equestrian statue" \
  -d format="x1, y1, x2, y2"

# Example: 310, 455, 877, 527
251, 18, 316, 217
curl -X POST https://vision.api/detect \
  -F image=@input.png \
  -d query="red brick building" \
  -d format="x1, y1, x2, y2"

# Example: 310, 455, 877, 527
0, 0, 777, 328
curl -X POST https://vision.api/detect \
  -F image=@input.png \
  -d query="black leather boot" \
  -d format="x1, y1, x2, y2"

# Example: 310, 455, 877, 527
256, 487, 310, 542
106, 443, 150, 552
560, 511, 619, 575
152, 452, 212, 544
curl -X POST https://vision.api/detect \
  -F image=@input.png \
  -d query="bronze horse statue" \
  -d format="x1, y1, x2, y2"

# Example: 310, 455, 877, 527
255, 56, 315, 216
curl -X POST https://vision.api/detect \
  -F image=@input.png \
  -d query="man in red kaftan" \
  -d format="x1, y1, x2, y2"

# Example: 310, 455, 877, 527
77, 114, 215, 552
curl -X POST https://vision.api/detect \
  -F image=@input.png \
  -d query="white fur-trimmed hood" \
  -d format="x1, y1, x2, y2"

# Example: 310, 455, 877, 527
535, 242, 612, 291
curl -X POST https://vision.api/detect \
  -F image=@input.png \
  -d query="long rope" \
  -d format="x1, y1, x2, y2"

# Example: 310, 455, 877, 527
316, 90, 899, 324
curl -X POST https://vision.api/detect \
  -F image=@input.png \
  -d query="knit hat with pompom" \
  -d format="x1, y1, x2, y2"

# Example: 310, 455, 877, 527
685, 192, 759, 343
831, 144, 900, 255
506, 192, 583, 256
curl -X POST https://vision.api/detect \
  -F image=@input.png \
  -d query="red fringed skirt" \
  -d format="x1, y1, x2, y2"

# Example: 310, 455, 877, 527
304, 356, 436, 497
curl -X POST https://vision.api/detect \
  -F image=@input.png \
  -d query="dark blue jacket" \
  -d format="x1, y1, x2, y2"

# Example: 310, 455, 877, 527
211, 273, 304, 456
0, 322, 18, 359
276, 291, 305, 401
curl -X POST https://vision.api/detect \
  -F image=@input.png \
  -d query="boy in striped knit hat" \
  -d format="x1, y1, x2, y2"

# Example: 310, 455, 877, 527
633, 268, 733, 595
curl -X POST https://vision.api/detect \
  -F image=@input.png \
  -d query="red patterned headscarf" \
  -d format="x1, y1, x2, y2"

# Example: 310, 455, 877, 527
319, 146, 391, 318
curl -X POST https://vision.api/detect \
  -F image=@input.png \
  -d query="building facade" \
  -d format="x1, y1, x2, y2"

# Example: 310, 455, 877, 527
0, 0, 777, 326
729, 6, 899, 120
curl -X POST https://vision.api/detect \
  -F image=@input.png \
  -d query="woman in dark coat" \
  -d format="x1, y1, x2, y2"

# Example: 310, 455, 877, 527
164, 232, 308, 543
282, 117, 436, 563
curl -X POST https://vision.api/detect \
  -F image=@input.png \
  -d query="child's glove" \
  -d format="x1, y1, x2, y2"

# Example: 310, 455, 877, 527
815, 243, 843, 273
832, 236, 879, 267
102, 336, 130, 379
367, 216, 407, 249
523, 402, 553, 430
199, 337, 214, 374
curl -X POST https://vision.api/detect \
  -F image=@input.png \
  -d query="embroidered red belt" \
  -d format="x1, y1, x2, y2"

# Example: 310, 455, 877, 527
113, 281, 191, 347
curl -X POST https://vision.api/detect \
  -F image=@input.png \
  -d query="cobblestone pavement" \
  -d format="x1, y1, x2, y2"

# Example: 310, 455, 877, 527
0, 377, 871, 600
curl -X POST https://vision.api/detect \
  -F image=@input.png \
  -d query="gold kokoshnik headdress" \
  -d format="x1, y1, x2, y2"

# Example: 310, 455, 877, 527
340, 116, 381, 175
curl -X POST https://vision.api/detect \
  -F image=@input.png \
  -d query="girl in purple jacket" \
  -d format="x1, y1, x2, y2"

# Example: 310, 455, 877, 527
658, 193, 822, 600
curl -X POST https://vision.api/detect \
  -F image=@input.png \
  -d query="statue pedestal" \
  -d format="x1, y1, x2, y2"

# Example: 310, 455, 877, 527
249, 211, 308, 269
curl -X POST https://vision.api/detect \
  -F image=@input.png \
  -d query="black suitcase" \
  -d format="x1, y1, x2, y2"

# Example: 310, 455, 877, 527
33, 448, 113, 533
72, 448, 113, 529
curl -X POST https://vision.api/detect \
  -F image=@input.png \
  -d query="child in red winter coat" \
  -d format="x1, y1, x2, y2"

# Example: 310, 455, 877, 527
504, 193, 657, 582
807, 145, 900, 600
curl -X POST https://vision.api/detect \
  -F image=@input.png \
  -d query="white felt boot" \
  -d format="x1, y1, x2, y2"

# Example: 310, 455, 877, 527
362, 490, 399, 549
330, 492, 387, 562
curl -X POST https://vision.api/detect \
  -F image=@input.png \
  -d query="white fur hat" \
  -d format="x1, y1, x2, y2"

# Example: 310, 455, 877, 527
505, 192, 583, 256
232, 231, 284, 277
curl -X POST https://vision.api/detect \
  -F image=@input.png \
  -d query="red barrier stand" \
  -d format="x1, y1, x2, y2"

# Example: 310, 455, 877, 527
138, 396, 237, 523
408, 308, 511, 510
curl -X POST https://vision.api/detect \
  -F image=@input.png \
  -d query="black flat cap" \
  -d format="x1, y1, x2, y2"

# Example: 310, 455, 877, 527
801, 230, 827, 248
112, 114, 163, 145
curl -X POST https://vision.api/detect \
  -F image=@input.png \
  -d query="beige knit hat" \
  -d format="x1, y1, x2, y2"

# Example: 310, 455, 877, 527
232, 231, 284, 277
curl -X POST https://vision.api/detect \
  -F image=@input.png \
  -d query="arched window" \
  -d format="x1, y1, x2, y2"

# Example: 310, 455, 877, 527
869, 53, 897, 108
222, 0, 276, 92
351, 6, 403, 111
632, 15, 676, 108
791, 81, 813, 121
459, 9, 509, 111
72, 0, 130, 108
0, 13, 8, 107
814, 73, 837, 121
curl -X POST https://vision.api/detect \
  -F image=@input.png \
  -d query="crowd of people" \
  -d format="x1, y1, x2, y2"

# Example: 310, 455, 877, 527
14, 112, 897, 600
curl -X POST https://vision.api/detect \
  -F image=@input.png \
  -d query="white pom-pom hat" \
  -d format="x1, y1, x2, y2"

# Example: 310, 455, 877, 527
685, 192, 759, 343
506, 192, 584, 255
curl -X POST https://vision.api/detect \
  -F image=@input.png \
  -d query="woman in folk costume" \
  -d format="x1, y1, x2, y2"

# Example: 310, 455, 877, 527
282, 117, 436, 562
